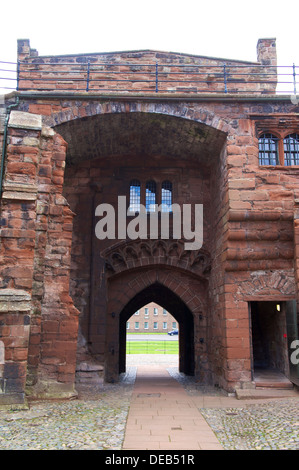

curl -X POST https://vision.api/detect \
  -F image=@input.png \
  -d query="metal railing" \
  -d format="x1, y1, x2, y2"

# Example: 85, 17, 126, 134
0, 60, 298, 96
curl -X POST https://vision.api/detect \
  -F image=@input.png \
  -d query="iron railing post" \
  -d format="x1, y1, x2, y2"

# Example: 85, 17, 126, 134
223, 64, 228, 93
155, 62, 158, 93
86, 60, 90, 92
293, 63, 297, 96
16, 61, 20, 91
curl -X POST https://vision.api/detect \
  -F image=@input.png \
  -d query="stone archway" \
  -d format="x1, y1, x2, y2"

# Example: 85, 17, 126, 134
118, 282, 195, 376
56, 108, 224, 386
104, 265, 208, 383
54, 107, 228, 387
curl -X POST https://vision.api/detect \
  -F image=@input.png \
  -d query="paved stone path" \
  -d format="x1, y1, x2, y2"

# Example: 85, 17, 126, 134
0, 355, 298, 450
122, 363, 223, 450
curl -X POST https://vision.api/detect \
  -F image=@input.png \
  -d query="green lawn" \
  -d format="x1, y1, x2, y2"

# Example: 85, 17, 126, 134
126, 340, 178, 354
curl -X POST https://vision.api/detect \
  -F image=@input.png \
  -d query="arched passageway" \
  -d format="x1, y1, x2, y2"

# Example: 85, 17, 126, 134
119, 283, 194, 376
59, 108, 224, 387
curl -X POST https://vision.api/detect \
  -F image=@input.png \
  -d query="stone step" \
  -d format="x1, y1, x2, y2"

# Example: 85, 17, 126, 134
236, 388, 299, 400
254, 369, 294, 389
255, 381, 294, 389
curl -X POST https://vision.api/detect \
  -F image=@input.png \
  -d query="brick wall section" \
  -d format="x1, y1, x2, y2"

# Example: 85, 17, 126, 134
294, 200, 299, 303
2, 96, 298, 393
0, 111, 79, 403
15, 95, 297, 391
1, 38, 299, 396
16, 39, 277, 95
0, 290, 31, 405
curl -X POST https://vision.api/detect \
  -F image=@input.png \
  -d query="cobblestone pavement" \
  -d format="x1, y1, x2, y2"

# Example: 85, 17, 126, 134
0, 355, 298, 450
0, 368, 136, 451
200, 399, 299, 450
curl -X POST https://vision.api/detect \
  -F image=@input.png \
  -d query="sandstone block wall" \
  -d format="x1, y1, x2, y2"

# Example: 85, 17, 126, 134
0, 38, 298, 402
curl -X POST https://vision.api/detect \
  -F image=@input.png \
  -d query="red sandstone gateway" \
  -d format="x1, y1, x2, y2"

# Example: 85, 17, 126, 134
0, 38, 299, 406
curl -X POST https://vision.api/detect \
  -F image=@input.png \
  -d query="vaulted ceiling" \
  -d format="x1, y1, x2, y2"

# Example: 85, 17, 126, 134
55, 112, 227, 167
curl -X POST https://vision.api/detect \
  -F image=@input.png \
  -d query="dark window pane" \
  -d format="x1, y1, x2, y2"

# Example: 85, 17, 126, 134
146, 181, 156, 212
284, 133, 299, 166
129, 179, 141, 212
161, 180, 172, 212
258, 133, 279, 165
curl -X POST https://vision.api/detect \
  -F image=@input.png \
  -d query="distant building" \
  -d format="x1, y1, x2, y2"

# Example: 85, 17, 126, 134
126, 302, 177, 333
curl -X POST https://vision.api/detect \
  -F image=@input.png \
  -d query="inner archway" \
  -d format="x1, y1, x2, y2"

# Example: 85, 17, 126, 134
119, 283, 194, 376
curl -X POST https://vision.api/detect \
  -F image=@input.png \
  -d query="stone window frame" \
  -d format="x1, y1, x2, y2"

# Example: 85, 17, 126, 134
129, 179, 173, 213
258, 129, 299, 167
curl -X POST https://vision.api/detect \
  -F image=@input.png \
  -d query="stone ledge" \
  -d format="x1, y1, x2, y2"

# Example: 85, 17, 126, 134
8, 111, 42, 130
0, 289, 31, 312
1, 182, 38, 201
2, 182, 38, 201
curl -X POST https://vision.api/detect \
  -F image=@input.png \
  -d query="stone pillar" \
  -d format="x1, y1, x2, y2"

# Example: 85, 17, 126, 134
0, 290, 31, 408
0, 110, 79, 401
17, 39, 38, 61
222, 284, 252, 392
257, 38, 277, 66
0, 111, 40, 407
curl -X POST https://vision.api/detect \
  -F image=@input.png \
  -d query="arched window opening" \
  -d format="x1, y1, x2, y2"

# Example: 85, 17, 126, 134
129, 179, 141, 213
284, 133, 299, 166
146, 180, 156, 212
161, 180, 172, 212
258, 133, 279, 165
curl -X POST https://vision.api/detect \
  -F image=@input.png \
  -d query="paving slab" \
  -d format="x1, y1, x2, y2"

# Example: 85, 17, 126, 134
122, 364, 224, 450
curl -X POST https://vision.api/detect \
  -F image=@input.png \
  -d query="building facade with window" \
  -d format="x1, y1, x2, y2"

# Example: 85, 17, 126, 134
126, 302, 177, 333
0, 38, 299, 406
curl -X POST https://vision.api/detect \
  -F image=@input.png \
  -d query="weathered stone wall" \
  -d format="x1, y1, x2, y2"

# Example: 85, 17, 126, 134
0, 110, 79, 404
16, 38, 277, 95
0, 38, 298, 399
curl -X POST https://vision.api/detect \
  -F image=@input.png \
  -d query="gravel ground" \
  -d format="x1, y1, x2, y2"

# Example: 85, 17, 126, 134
0, 368, 136, 451
200, 400, 299, 450
0, 355, 298, 451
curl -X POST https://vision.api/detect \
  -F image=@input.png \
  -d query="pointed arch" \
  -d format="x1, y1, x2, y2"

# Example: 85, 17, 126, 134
119, 282, 195, 376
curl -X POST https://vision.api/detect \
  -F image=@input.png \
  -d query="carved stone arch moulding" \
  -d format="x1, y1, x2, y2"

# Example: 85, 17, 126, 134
101, 239, 211, 279
44, 100, 233, 137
